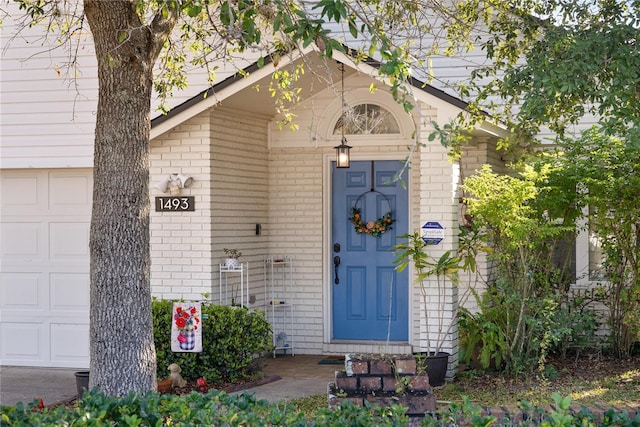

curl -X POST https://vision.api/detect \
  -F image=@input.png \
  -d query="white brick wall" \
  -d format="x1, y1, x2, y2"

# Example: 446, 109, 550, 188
150, 107, 270, 303
267, 147, 328, 353
147, 76, 493, 360
150, 111, 215, 300
457, 138, 506, 314
409, 104, 461, 366
209, 106, 270, 290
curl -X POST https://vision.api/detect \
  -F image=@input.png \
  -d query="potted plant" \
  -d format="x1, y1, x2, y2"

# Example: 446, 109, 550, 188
223, 248, 242, 269
394, 232, 462, 386
157, 378, 173, 393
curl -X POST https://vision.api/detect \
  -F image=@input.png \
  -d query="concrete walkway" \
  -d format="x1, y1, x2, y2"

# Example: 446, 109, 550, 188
0, 355, 339, 407
0, 366, 79, 407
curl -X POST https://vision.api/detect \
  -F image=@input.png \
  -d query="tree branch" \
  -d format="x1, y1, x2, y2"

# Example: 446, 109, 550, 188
147, 6, 178, 63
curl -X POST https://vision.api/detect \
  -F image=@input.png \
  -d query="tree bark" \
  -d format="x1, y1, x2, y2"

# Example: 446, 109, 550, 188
83, 0, 172, 395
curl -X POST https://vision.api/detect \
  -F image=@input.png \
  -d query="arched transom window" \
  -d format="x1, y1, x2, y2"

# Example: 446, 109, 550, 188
333, 103, 400, 135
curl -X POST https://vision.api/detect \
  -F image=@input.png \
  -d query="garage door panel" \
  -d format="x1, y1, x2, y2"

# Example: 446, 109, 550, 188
49, 222, 90, 259
0, 272, 46, 310
1, 222, 43, 260
0, 169, 91, 367
50, 273, 90, 312
49, 172, 92, 214
0, 173, 46, 214
1, 322, 47, 363
50, 323, 90, 365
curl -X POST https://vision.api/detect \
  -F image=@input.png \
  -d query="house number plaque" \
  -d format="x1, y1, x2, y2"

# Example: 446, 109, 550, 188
155, 196, 195, 212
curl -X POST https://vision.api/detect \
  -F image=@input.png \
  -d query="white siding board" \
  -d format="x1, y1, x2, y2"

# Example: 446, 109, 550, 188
1, 2, 259, 169
2, 102, 97, 117
1, 7, 99, 169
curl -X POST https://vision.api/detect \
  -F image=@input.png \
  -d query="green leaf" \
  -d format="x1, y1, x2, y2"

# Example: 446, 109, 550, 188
186, 4, 201, 18
348, 19, 358, 38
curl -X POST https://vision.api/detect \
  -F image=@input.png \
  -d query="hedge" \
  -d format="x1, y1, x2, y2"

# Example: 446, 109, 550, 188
152, 299, 273, 384
3, 391, 639, 427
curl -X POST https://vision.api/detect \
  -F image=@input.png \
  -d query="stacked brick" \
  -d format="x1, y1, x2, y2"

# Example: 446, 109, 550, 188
328, 354, 437, 416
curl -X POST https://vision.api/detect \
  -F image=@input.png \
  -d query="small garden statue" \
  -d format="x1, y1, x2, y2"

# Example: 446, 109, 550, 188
168, 363, 187, 387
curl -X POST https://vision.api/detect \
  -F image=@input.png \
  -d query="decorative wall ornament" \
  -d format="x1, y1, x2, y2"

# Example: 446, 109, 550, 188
348, 191, 394, 237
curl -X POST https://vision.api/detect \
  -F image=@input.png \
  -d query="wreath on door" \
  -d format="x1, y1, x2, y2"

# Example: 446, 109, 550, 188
348, 191, 394, 237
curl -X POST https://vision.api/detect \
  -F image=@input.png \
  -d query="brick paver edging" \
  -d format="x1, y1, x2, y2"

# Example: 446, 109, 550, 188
479, 403, 640, 424
400, 403, 640, 426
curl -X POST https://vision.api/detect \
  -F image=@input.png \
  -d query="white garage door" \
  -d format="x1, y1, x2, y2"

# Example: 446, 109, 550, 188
0, 169, 91, 368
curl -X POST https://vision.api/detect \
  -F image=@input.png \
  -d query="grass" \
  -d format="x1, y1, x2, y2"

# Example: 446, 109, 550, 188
289, 394, 328, 413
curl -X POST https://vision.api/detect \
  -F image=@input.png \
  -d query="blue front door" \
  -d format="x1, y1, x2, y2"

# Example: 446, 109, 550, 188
331, 160, 408, 341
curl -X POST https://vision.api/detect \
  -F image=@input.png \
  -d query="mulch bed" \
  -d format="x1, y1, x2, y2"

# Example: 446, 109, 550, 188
457, 353, 640, 387
46, 374, 281, 410
171, 374, 281, 395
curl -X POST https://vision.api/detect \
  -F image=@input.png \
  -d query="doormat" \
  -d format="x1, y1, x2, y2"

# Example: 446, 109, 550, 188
318, 356, 345, 365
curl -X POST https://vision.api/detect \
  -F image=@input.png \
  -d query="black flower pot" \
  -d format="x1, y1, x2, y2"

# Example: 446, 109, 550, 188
74, 371, 90, 396
415, 352, 449, 387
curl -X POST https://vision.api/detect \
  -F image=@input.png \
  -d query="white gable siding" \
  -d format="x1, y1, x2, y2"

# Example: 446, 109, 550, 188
0, 3, 257, 169
0, 15, 98, 169
3, 1, 601, 171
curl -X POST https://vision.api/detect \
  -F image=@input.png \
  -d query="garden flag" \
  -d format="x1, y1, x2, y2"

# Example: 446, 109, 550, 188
171, 302, 203, 353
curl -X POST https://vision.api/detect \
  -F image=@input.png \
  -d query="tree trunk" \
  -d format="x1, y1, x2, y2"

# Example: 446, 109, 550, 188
84, 0, 159, 395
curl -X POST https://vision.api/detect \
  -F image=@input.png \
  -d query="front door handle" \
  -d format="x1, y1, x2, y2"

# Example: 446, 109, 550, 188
333, 255, 341, 284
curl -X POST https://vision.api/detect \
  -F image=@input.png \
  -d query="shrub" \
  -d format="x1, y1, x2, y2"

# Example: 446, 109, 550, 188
1, 391, 410, 426
550, 295, 600, 359
461, 164, 580, 375
152, 299, 273, 384
559, 129, 640, 357
3, 391, 639, 426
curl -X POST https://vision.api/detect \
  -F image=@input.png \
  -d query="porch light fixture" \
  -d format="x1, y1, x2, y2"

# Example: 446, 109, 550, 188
155, 173, 194, 195
335, 137, 351, 168
334, 63, 351, 168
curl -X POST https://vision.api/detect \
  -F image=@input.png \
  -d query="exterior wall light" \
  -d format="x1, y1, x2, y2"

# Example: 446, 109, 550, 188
155, 173, 194, 195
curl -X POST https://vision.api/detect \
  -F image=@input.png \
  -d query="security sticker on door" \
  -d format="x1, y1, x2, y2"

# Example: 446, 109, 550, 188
421, 221, 445, 245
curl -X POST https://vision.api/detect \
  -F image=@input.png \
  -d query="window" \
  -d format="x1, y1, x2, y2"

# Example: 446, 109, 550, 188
588, 207, 606, 281
333, 104, 400, 135
575, 206, 608, 284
